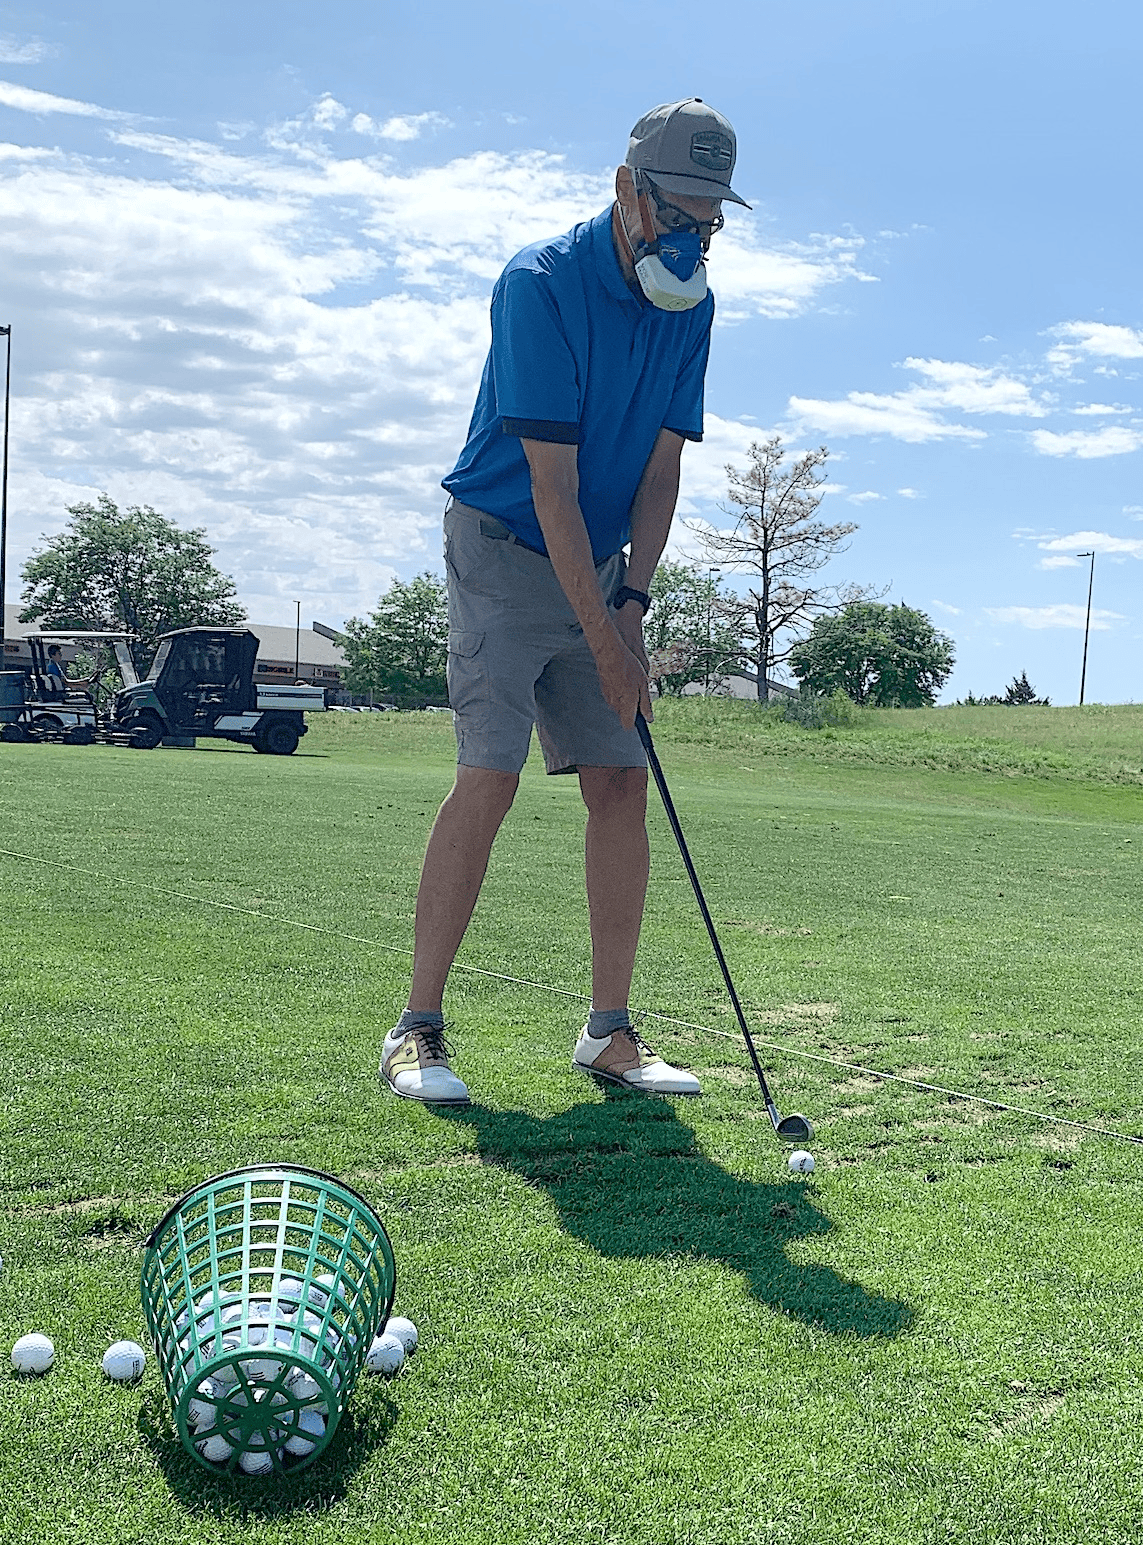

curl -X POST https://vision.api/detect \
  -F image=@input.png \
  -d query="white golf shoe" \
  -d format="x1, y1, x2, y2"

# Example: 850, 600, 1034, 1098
572, 1024, 701, 1096
380, 1021, 470, 1107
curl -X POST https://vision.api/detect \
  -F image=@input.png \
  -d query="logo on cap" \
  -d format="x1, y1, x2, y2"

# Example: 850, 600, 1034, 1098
690, 131, 733, 172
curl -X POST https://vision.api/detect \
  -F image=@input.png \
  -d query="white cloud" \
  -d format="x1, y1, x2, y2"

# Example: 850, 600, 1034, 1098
711, 226, 872, 321
846, 489, 884, 503
897, 487, 921, 498
1031, 426, 1143, 458
903, 357, 1047, 417
312, 94, 348, 130
1125, 505, 1143, 520
350, 110, 452, 141
1039, 555, 1081, 569
1046, 321, 1143, 375
788, 356, 1044, 443
985, 604, 1124, 630
0, 36, 49, 63
932, 599, 961, 616
1038, 530, 1143, 559
1073, 402, 1132, 415
0, 79, 129, 120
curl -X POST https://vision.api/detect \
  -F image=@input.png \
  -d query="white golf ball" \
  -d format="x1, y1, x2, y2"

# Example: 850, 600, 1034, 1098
385, 1316, 418, 1355
788, 1149, 816, 1174
285, 1369, 322, 1402
102, 1340, 147, 1382
284, 1407, 326, 1457
365, 1332, 405, 1376
11, 1332, 54, 1375
238, 1447, 274, 1476
196, 1433, 233, 1464
187, 1379, 218, 1427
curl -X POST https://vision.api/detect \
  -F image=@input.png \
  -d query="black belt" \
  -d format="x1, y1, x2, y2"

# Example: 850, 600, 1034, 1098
476, 512, 617, 569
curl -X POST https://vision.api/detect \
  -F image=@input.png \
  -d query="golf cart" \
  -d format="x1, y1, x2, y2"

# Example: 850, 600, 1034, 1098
0, 630, 130, 744
111, 627, 324, 754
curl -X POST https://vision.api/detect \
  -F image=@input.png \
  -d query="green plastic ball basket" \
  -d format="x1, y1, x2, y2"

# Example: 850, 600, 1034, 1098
141, 1164, 396, 1477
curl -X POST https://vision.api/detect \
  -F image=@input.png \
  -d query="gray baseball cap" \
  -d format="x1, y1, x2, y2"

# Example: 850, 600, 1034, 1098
626, 98, 750, 208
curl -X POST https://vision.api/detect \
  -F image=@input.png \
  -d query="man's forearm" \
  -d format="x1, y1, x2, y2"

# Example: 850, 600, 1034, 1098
624, 436, 682, 594
532, 487, 619, 656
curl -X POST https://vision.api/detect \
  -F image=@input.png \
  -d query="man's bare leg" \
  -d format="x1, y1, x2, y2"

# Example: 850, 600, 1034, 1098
407, 765, 519, 1013
579, 765, 649, 1010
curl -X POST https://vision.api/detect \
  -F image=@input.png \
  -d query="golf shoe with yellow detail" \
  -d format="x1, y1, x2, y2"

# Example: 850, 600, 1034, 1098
572, 1024, 701, 1096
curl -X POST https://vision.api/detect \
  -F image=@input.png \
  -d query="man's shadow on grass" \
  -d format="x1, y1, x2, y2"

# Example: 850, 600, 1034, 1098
441, 1089, 912, 1339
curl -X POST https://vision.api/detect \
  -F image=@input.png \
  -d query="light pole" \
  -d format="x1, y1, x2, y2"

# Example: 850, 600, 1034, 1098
0, 325, 10, 658
705, 567, 721, 694
294, 599, 301, 683
1076, 550, 1095, 706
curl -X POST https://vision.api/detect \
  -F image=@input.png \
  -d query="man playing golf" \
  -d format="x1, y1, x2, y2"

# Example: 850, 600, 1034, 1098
381, 98, 748, 1107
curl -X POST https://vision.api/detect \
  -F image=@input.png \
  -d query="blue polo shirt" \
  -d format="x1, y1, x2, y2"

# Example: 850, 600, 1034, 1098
442, 206, 713, 562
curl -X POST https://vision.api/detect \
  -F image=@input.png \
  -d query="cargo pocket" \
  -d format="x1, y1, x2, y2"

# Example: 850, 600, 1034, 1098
446, 629, 487, 719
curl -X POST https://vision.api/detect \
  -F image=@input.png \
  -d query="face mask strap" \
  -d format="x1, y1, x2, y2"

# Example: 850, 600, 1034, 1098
633, 172, 661, 252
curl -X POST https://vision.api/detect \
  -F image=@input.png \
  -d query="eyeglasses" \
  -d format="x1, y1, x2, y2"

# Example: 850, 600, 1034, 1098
643, 179, 724, 247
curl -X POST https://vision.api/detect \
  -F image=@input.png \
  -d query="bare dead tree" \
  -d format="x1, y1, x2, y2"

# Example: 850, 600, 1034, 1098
689, 437, 878, 700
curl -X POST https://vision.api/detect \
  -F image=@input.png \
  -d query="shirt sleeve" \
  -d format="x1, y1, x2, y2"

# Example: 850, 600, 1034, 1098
662, 299, 714, 443
491, 268, 581, 443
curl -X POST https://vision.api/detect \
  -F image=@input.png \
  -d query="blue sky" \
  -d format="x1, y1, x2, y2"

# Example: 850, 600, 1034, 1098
1, 0, 1140, 702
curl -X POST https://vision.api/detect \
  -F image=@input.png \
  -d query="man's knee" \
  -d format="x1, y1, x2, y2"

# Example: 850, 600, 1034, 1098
579, 765, 648, 820
452, 764, 520, 821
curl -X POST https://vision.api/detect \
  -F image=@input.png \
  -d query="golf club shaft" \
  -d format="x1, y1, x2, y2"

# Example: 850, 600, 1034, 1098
635, 713, 782, 1122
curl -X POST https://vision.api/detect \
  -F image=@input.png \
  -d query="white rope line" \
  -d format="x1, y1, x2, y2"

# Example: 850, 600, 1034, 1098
3, 846, 1141, 1149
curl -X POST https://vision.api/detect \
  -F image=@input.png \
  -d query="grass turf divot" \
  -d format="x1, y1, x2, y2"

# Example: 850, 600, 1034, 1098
1, 702, 1142, 1545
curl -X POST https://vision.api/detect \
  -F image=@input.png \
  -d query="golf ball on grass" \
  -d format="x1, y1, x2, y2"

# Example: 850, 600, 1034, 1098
365, 1332, 405, 1376
385, 1317, 418, 1354
788, 1150, 815, 1174
11, 1333, 54, 1375
102, 1340, 147, 1382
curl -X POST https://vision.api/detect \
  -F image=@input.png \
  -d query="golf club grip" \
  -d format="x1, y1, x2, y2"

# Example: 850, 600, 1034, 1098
635, 714, 777, 1105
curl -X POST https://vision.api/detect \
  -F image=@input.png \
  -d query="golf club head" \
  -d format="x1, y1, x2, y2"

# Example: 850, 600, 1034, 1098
776, 1112, 815, 1144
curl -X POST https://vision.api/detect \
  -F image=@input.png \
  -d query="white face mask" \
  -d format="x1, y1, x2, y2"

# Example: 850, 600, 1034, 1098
618, 184, 708, 312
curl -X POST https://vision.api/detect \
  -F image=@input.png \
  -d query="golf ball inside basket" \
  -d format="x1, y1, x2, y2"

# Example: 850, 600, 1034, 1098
365, 1332, 405, 1375
196, 1433, 233, 1464
284, 1407, 326, 1457
788, 1150, 815, 1174
386, 1316, 418, 1354
102, 1340, 147, 1382
11, 1333, 54, 1375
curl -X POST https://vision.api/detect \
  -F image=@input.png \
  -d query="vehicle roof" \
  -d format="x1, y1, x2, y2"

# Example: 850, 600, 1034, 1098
157, 627, 257, 640
30, 630, 137, 640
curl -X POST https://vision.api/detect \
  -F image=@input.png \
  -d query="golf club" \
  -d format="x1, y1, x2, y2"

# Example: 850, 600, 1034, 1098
636, 712, 814, 1145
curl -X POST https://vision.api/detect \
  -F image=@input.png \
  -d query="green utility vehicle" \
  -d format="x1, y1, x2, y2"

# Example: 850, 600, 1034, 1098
112, 627, 324, 754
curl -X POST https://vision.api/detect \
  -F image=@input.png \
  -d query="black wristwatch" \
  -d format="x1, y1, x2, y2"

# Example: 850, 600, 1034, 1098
613, 585, 652, 616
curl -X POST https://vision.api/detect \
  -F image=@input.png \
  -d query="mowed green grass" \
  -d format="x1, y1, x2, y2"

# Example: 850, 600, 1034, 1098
1, 701, 1142, 1545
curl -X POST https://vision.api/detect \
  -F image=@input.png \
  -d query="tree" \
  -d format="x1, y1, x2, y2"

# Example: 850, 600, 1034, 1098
789, 601, 955, 707
690, 437, 875, 700
20, 493, 245, 672
644, 561, 739, 697
1004, 672, 1050, 706
343, 572, 448, 707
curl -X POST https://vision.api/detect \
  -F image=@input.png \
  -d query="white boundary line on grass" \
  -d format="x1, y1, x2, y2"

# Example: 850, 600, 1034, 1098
3, 846, 1142, 1150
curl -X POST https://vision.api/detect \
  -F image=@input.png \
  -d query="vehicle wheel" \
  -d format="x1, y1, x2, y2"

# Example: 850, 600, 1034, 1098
34, 714, 63, 732
126, 713, 163, 750
0, 722, 28, 743
64, 725, 96, 745
258, 718, 300, 756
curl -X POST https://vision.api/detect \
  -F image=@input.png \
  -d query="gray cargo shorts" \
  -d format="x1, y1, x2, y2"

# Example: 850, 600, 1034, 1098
443, 499, 647, 776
